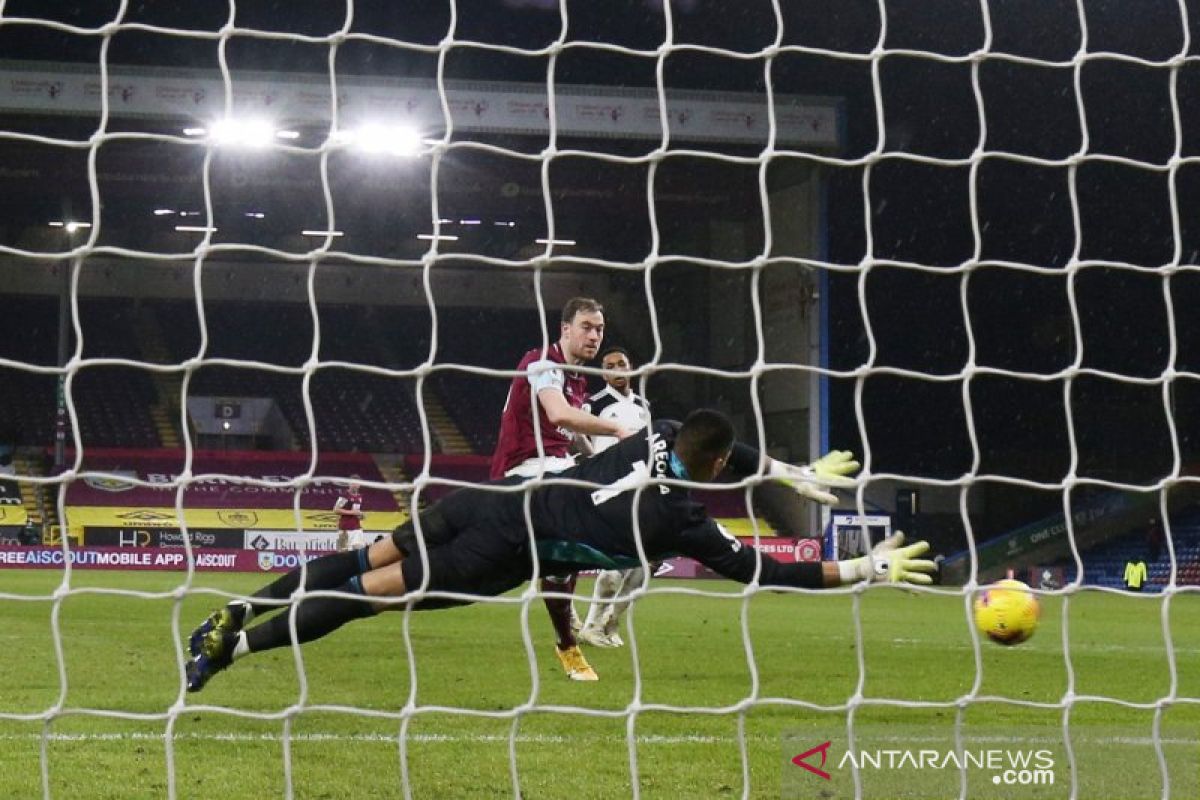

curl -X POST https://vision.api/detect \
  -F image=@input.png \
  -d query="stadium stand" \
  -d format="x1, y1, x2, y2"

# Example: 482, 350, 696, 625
0, 370, 57, 447
431, 371, 507, 454
1058, 512, 1200, 590
0, 294, 58, 365
4, 299, 634, 456
71, 366, 159, 448
403, 453, 490, 503
1, 298, 158, 448
156, 300, 428, 453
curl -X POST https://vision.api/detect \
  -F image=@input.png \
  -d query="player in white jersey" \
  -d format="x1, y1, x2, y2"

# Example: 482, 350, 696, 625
579, 347, 654, 648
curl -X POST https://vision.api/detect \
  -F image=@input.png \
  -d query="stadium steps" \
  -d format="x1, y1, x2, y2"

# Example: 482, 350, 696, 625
133, 309, 182, 448
422, 391, 473, 455
372, 455, 419, 519
149, 403, 180, 448
12, 451, 50, 528
366, 313, 406, 370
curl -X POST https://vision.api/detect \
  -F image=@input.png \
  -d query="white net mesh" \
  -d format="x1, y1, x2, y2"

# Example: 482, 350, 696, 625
1, 1, 1199, 798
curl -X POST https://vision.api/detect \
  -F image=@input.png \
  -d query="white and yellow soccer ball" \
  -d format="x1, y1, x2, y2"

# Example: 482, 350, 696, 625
974, 578, 1040, 645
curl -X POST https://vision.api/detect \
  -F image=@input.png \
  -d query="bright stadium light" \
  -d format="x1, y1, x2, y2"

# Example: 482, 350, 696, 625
209, 118, 275, 148
244, 212, 266, 219
176, 225, 218, 233
536, 237, 576, 246
275, 130, 300, 140
183, 127, 206, 137
302, 229, 343, 237
336, 124, 423, 156
417, 233, 458, 241
154, 208, 175, 216
50, 221, 92, 233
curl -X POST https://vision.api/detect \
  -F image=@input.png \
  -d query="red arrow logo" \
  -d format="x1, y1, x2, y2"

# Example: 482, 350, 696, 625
792, 740, 832, 780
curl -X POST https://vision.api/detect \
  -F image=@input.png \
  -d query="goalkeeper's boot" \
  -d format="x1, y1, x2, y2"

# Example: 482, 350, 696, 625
578, 623, 619, 649
186, 628, 238, 693
187, 604, 245, 659
555, 645, 599, 681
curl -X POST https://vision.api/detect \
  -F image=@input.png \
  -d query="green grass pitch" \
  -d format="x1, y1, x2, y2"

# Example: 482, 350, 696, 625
1, 570, 1197, 799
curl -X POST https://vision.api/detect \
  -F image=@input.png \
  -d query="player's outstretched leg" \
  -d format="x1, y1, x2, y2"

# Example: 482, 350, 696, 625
183, 513, 445, 692
186, 577, 380, 692
186, 548, 373, 658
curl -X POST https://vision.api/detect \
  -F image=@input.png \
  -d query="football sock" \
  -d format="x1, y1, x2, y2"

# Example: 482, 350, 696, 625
231, 631, 250, 661
583, 571, 620, 629
542, 576, 578, 648
244, 550, 367, 620
244, 576, 375, 654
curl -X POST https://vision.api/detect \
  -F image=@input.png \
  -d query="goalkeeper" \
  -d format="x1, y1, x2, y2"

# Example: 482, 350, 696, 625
185, 409, 936, 692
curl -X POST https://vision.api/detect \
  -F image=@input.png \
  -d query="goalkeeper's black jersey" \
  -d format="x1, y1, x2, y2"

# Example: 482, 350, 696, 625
525, 419, 823, 589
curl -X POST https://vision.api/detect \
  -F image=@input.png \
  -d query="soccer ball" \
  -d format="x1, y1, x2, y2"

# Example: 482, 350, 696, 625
973, 578, 1040, 645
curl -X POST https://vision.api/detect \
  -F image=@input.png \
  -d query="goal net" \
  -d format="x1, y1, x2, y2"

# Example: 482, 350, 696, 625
0, 1, 1198, 798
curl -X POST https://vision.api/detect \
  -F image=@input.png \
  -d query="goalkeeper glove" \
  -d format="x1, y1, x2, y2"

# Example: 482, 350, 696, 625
768, 450, 860, 505
838, 532, 937, 586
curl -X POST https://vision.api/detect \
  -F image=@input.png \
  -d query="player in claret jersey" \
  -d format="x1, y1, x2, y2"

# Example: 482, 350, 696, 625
489, 297, 632, 681
333, 476, 366, 551
184, 409, 936, 693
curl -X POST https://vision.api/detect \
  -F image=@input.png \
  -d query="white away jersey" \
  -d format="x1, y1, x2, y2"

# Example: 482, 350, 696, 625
584, 386, 651, 453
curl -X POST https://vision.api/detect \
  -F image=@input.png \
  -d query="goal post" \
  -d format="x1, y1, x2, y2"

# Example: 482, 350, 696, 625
0, 2, 1198, 798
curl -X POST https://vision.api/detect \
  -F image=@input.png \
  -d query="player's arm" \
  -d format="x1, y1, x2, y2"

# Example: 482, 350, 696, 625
676, 520, 825, 587
677, 522, 935, 589
333, 497, 361, 518
573, 401, 597, 456
538, 387, 632, 439
571, 433, 597, 457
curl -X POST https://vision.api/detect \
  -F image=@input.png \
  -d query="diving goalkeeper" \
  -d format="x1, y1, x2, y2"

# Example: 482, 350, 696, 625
185, 409, 936, 691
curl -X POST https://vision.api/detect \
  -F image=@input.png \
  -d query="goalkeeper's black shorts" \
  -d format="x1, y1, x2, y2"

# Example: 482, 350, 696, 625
397, 484, 534, 610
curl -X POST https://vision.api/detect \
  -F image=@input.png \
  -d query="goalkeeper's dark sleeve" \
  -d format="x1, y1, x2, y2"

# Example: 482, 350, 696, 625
724, 439, 764, 477
675, 520, 825, 588
720, 440, 810, 538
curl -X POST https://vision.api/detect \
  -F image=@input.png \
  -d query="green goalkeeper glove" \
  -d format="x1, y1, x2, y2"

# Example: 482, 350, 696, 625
838, 532, 937, 586
768, 450, 860, 505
